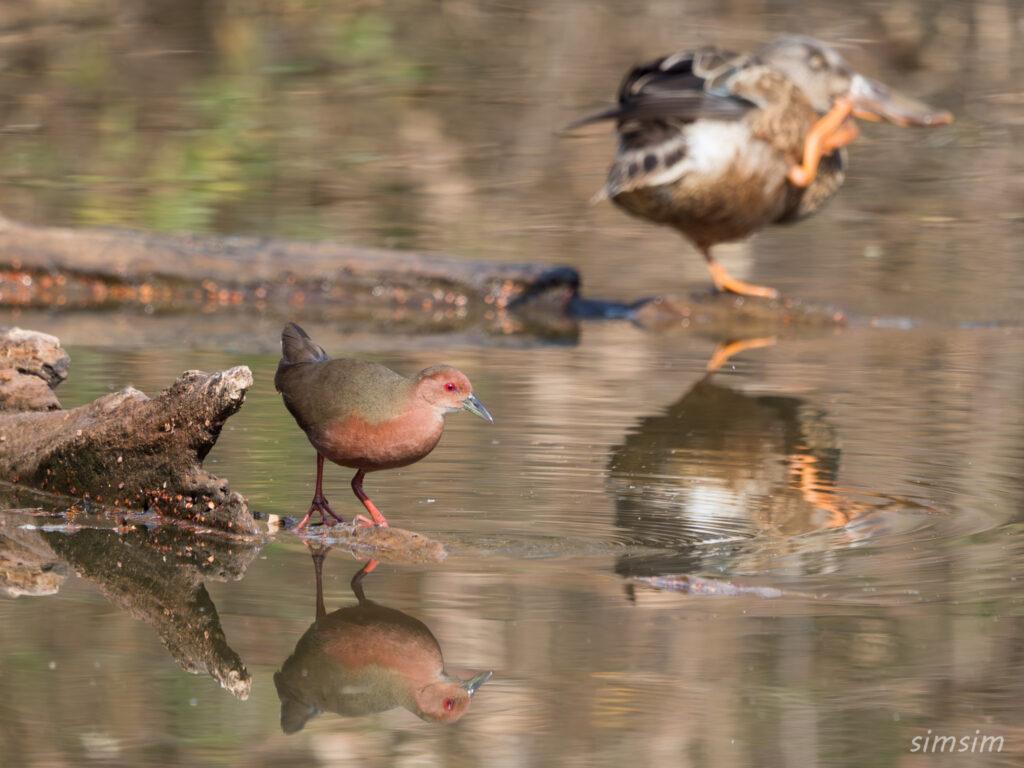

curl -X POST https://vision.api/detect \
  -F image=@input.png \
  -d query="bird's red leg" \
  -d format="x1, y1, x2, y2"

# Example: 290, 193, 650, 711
350, 558, 380, 603
351, 469, 390, 527
703, 249, 779, 299
302, 540, 331, 618
296, 453, 345, 529
787, 97, 855, 187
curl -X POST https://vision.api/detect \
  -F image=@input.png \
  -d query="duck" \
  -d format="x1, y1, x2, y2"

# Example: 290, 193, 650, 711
569, 35, 952, 298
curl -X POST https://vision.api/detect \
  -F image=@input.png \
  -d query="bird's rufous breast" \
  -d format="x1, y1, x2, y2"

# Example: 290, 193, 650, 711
311, 404, 445, 472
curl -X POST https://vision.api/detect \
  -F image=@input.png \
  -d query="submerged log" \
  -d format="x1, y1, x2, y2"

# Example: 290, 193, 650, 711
272, 520, 449, 566
0, 328, 258, 535
627, 292, 848, 334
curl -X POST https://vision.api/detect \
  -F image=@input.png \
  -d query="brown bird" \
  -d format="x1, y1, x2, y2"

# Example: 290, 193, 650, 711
274, 323, 493, 529
570, 35, 953, 298
274, 548, 492, 730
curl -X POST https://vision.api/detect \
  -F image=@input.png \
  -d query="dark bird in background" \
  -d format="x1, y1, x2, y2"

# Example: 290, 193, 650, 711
570, 35, 953, 298
275, 322, 493, 529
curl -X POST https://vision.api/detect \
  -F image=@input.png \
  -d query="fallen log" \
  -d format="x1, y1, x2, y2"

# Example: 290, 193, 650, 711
0, 215, 850, 345
0, 214, 579, 337
0, 328, 258, 535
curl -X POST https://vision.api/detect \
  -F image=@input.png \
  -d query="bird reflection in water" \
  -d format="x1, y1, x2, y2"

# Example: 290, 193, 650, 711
610, 364, 941, 583
274, 545, 492, 732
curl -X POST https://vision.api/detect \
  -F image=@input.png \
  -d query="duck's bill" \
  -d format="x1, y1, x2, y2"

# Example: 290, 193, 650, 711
848, 73, 953, 127
462, 670, 493, 697
463, 393, 494, 424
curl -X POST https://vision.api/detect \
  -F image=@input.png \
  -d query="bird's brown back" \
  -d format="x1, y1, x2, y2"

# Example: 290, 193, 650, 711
275, 357, 415, 436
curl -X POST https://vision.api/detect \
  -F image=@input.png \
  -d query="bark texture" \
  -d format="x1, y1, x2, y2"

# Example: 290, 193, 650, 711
0, 328, 258, 535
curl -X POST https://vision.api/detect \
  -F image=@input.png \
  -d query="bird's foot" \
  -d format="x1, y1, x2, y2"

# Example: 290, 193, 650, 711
719, 280, 779, 300
294, 494, 345, 530
354, 512, 390, 528
706, 260, 779, 300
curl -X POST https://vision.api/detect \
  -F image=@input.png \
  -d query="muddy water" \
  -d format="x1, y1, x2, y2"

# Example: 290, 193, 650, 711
1, 2, 1023, 767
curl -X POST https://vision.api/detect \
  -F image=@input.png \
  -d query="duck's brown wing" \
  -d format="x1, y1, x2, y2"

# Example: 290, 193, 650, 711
568, 47, 757, 129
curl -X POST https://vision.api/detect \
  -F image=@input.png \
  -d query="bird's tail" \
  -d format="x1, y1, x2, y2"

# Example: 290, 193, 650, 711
280, 322, 328, 364
564, 103, 625, 131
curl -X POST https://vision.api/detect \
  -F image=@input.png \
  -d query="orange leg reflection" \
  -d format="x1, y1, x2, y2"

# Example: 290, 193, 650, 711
303, 540, 380, 613
787, 452, 867, 529
350, 558, 380, 603
706, 336, 777, 373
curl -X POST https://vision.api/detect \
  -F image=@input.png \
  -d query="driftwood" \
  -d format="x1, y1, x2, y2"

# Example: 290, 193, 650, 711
0, 507, 256, 698
0, 328, 258, 535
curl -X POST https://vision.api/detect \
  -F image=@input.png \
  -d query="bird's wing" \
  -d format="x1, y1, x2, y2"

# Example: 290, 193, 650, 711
567, 47, 757, 130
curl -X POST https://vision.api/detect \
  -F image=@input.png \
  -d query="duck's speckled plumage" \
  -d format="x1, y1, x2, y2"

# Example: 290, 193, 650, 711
572, 35, 952, 297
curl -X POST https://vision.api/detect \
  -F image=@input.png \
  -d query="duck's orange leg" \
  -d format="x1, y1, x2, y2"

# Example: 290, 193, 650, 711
787, 98, 856, 188
704, 250, 779, 299
822, 117, 860, 152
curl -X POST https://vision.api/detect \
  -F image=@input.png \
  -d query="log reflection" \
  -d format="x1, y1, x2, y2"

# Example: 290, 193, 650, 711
0, 508, 256, 698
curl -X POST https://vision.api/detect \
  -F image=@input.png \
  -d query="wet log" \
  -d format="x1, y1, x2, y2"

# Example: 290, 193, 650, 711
274, 521, 448, 565
0, 214, 579, 338
0, 328, 258, 535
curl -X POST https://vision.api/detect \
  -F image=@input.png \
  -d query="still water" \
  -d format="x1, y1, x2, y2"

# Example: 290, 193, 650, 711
1, 2, 1023, 767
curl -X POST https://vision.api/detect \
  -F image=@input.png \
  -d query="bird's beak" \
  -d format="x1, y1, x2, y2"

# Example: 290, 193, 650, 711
846, 73, 953, 127
462, 670, 493, 698
462, 393, 494, 424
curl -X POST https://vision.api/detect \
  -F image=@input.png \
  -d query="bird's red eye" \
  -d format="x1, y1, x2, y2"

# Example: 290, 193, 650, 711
444, 697, 455, 711
444, 382, 456, 392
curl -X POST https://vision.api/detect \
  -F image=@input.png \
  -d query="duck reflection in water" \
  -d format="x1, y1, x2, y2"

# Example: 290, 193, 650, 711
610, 367, 939, 583
275, 545, 492, 732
